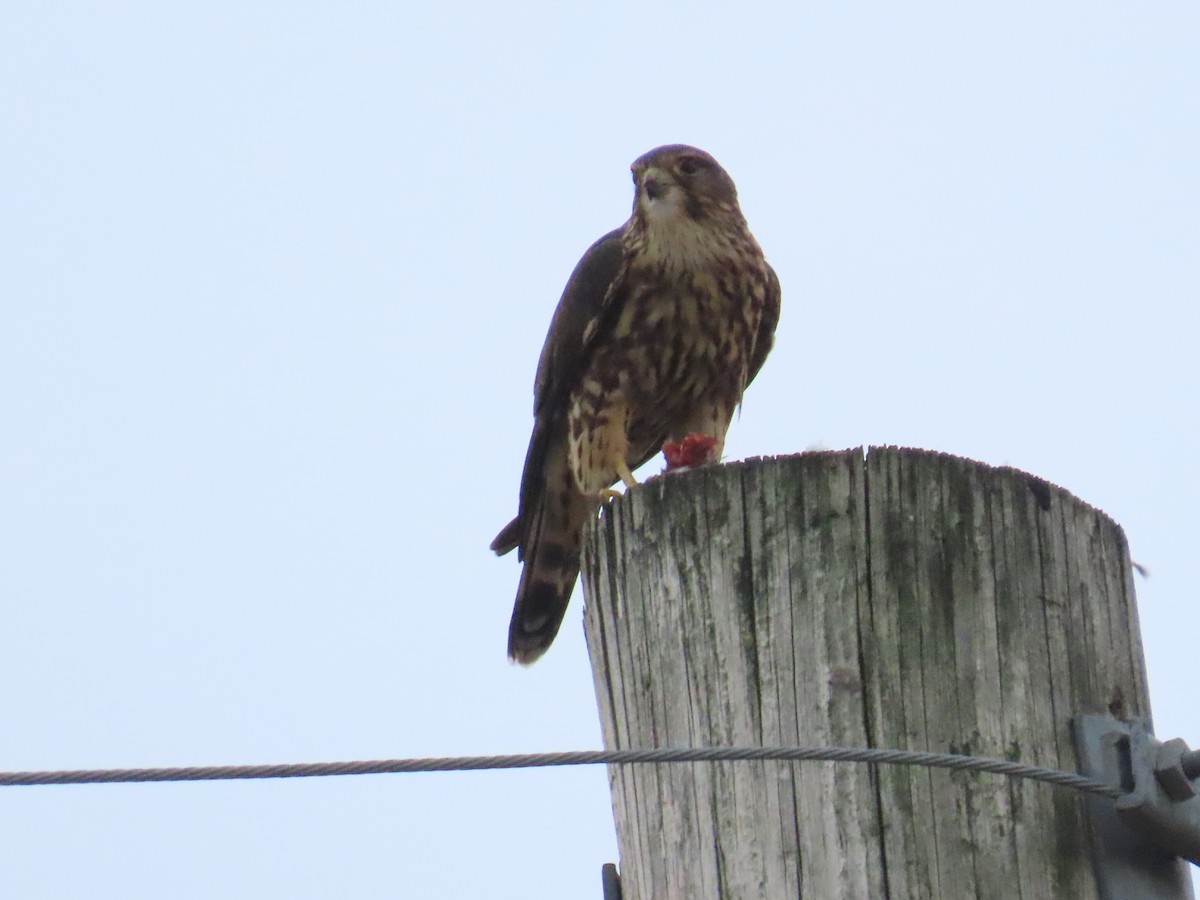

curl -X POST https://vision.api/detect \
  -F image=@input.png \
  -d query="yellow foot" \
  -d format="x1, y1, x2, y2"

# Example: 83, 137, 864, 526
597, 462, 639, 503
616, 460, 639, 490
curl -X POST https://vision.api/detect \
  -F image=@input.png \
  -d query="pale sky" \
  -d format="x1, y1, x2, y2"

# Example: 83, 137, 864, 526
2, 3, 1197, 897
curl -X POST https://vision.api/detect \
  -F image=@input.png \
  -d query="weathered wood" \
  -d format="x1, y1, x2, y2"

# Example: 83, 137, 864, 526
582, 447, 1170, 899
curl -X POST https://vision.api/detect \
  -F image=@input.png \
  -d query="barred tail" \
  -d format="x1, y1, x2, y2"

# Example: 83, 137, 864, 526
504, 458, 594, 664
507, 550, 578, 664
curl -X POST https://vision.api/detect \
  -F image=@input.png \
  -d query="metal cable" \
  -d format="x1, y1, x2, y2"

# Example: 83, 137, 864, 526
0, 745, 1121, 798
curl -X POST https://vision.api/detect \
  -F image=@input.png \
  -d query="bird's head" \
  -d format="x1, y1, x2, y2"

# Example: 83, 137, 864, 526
627, 145, 748, 269
630, 145, 741, 228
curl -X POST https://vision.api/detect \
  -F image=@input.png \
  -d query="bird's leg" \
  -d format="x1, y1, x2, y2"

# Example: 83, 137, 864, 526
597, 458, 639, 503
615, 458, 639, 490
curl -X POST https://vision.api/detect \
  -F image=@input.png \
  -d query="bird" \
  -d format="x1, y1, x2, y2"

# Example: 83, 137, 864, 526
491, 144, 781, 664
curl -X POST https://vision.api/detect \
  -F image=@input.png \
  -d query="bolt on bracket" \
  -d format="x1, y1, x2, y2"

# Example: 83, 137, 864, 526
1073, 713, 1199, 899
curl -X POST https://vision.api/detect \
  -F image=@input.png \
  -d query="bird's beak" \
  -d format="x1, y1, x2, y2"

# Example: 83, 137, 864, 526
641, 168, 669, 201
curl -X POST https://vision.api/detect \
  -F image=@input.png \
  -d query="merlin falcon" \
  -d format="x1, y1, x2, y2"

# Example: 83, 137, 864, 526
492, 144, 781, 663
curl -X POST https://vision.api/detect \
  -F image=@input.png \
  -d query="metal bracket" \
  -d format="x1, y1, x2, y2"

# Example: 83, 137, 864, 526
1073, 714, 1199, 899
601, 863, 623, 900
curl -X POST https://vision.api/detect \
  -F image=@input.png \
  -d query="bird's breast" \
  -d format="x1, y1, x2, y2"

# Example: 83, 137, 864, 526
607, 259, 769, 410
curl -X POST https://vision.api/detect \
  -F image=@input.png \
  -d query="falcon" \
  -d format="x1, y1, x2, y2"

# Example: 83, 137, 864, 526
492, 144, 781, 664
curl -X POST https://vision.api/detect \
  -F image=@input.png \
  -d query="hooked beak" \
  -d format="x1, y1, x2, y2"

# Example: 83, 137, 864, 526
641, 168, 669, 201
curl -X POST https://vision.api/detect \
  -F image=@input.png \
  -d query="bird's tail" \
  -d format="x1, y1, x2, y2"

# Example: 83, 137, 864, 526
504, 468, 595, 665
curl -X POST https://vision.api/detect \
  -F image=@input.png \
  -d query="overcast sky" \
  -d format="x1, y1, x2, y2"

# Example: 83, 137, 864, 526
2, 3, 1197, 897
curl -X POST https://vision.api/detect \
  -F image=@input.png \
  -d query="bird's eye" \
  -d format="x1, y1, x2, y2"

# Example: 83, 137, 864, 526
677, 156, 705, 176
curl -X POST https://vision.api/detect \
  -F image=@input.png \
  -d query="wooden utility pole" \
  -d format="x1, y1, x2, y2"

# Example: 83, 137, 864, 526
582, 447, 1190, 898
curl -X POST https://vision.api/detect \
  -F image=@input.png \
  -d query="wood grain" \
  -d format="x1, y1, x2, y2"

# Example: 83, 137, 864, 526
583, 447, 1153, 899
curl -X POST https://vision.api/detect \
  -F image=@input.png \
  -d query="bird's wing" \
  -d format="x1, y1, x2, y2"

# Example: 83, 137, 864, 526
530, 228, 625, 418
747, 262, 781, 388
490, 228, 626, 558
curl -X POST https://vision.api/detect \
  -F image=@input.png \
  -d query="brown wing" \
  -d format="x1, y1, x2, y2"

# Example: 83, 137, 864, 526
747, 262, 782, 388
530, 228, 625, 418
490, 228, 625, 557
